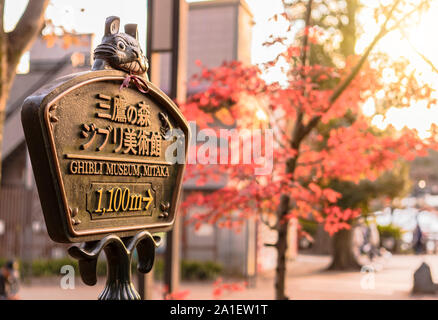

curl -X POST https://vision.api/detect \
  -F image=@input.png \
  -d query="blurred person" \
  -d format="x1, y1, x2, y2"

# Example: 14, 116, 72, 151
368, 219, 382, 260
412, 217, 425, 255
359, 218, 381, 261
0, 260, 20, 300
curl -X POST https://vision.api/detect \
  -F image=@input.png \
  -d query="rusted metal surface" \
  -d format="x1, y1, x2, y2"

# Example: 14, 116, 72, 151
21, 16, 189, 244
22, 69, 189, 243
92, 16, 148, 75
68, 231, 161, 300
21, 15, 189, 300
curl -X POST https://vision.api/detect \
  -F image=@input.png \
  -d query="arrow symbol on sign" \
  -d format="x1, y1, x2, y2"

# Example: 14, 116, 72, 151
143, 189, 153, 210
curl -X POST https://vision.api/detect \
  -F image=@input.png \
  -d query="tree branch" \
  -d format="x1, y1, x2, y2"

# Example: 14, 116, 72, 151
384, 0, 429, 35
329, 0, 401, 106
301, 0, 404, 135
296, 158, 324, 167
0, 0, 4, 34
300, 0, 313, 68
400, 29, 438, 74
288, 0, 314, 169
7, 0, 49, 69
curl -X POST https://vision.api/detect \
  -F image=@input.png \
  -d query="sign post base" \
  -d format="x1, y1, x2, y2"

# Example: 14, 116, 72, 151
68, 230, 161, 300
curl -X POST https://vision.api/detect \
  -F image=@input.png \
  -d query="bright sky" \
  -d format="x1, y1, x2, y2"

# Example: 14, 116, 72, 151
250, 0, 438, 140
5, 0, 285, 61
5, 0, 148, 49
356, 1, 438, 139
5, 0, 438, 139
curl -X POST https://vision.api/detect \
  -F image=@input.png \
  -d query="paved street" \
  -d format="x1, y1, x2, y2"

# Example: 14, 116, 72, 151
18, 254, 438, 300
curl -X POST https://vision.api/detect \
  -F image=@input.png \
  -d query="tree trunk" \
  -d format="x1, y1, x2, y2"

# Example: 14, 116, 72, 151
275, 221, 289, 300
328, 228, 362, 270
340, 0, 358, 57
0, 0, 8, 182
311, 224, 331, 255
0, 0, 48, 182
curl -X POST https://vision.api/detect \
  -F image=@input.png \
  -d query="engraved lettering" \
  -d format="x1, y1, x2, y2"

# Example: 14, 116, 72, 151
68, 160, 170, 178
77, 160, 84, 173
70, 161, 78, 174
111, 95, 127, 123
96, 93, 112, 119
150, 132, 161, 156
123, 128, 138, 154
91, 186, 154, 214
105, 162, 114, 175
137, 101, 151, 127
80, 123, 97, 150
126, 105, 138, 124
129, 193, 142, 211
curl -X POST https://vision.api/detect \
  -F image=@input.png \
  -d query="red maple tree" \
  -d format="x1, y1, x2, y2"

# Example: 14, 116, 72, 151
180, 0, 435, 299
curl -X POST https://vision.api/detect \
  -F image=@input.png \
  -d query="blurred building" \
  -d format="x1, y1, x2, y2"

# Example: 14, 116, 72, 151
410, 149, 438, 196
173, 0, 297, 276
173, 0, 256, 277
148, 0, 276, 277
1, 34, 93, 260
186, 0, 252, 93
0, 0, 297, 278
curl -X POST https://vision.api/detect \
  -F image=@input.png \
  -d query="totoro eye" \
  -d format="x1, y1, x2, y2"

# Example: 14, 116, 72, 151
117, 41, 126, 51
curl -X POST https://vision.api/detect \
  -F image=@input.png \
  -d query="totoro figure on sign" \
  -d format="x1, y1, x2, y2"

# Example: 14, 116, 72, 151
92, 16, 148, 77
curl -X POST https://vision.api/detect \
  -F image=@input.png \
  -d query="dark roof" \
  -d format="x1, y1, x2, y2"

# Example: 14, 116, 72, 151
6, 58, 91, 116
3, 56, 91, 160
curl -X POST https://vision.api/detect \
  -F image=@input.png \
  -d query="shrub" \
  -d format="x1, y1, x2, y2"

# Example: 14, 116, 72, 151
8, 257, 222, 281
377, 224, 404, 240
298, 218, 318, 237
181, 260, 223, 280
30, 258, 78, 277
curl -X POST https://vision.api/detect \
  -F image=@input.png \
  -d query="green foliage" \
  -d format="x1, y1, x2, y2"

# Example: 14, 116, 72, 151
286, 0, 360, 66
328, 162, 412, 215
377, 224, 404, 240
7, 257, 222, 281
28, 258, 78, 277
298, 218, 318, 236
180, 260, 223, 281
22, 258, 107, 277
291, 0, 413, 221
137, 258, 222, 281
153, 258, 164, 279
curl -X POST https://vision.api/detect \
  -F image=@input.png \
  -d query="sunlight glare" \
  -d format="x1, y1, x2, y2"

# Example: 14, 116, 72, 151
362, 97, 376, 117
256, 108, 268, 121
359, 2, 438, 140
371, 114, 387, 130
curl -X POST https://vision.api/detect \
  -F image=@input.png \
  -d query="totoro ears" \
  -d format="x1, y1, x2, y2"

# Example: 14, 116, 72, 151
105, 16, 120, 36
104, 16, 138, 40
124, 24, 138, 40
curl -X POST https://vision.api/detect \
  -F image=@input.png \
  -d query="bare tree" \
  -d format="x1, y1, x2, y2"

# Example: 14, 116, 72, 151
0, 0, 49, 181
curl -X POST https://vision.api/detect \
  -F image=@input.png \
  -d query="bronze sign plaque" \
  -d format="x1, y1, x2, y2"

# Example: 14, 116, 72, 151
21, 69, 189, 243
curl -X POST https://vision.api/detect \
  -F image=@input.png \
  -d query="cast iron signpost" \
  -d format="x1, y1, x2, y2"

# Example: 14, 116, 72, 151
21, 16, 189, 300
